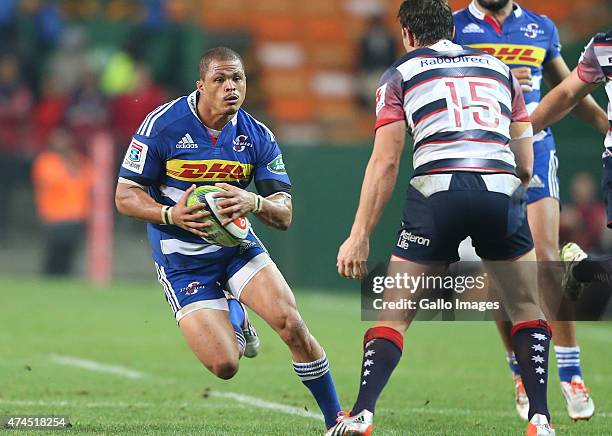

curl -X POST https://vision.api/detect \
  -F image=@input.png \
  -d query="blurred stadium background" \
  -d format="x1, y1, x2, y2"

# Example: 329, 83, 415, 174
0, 0, 609, 287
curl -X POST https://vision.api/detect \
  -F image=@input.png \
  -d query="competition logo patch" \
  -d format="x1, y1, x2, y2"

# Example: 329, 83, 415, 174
267, 155, 286, 174
469, 43, 546, 67
166, 159, 253, 182
122, 139, 148, 174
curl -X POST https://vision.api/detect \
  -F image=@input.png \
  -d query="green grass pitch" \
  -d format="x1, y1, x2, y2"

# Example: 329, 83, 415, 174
1, 277, 611, 435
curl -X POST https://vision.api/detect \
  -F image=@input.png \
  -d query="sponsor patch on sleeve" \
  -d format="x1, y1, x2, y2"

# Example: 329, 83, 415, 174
266, 155, 286, 174
122, 139, 148, 174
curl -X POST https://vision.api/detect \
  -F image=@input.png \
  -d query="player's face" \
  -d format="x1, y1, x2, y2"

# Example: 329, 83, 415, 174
199, 60, 246, 116
476, 0, 511, 12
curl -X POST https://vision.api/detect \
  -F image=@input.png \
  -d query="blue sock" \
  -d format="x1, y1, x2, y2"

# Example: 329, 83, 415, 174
293, 354, 341, 429
555, 346, 582, 382
505, 351, 521, 377
227, 298, 246, 353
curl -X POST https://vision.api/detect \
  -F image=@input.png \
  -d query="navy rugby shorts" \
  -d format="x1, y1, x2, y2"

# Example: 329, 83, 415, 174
392, 172, 534, 262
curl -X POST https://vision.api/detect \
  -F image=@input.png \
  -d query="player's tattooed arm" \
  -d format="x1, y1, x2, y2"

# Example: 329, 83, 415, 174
213, 183, 292, 230
543, 57, 609, 135
115, 182, 211, 237
532, 68, 601, 133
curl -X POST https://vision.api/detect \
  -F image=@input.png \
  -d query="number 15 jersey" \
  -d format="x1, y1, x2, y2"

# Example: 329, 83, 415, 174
375, 39, 529, 176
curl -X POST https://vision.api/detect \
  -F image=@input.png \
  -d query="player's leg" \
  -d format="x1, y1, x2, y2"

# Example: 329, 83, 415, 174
155, 263, 245, 379
560, 157, 612, 299
350, 256, 446, 416
179, 307, 242, 379
226, 249, 341, 429
329, 180, 465, 436
561, 242, 612, 299
327, 256, 447, 436
528, 197, 594, 419
472, 179, 554, 432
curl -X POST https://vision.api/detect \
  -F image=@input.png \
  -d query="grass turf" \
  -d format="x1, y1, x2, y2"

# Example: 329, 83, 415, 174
0, 277, 611, 435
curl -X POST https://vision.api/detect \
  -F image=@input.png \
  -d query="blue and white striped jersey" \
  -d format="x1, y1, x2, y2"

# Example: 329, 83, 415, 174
118, 90, 291, 269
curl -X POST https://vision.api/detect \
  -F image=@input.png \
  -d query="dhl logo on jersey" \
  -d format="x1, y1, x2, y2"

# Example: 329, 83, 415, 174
469, 44, 546, 67
166, 159, 253, 182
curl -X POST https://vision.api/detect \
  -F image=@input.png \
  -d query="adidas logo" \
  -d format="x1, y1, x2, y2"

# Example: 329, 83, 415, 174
176, 133, 198, 149
462, 23, 484, 33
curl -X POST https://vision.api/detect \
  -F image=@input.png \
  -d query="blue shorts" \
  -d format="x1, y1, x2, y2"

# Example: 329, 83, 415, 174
392, 173, 534, 262
603, 150, 612, 228
527, 134, 559, 204
154, 235, 274, 322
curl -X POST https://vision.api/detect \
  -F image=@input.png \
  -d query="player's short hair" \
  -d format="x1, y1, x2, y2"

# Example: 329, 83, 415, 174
398, 0, 454, 46
198, 47, 244, 79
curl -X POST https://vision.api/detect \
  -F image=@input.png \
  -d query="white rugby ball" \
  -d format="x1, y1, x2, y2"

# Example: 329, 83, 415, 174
187, 185, 250, 246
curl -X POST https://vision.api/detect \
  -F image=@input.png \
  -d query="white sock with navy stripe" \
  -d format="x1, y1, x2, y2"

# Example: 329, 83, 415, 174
293, 353, 341, 428
555, 345, 582, 383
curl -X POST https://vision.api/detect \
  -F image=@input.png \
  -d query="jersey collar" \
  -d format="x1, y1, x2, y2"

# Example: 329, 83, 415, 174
187, 90, 239, 145
187, 90, 238, 128
429, 39, 463, 52
467, 1, 523, 21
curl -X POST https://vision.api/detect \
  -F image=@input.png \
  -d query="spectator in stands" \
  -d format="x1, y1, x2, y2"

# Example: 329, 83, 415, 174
357, 14, 397, 108
47, 27, 88, 95
65, 66, 109, 147
560, 172, 606, 252
110, 63, 166, 148
31, 127, 92, 276
32, 76, 68, 150
0, 52, 34, 239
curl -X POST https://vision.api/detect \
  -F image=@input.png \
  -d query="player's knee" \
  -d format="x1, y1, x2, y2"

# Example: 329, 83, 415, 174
210, 359, 239, 380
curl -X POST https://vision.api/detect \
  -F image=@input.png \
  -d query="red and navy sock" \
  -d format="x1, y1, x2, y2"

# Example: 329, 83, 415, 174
572, 256, 612, 285
351, 326, 404, 415
512, 320, 552, 421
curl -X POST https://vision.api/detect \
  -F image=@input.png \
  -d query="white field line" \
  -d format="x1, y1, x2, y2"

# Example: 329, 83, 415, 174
44, 354, 612, 421
48, 354, 322, 421
4, 397, 611, 420
209, 391, 323, 421
49, 354, 145, 379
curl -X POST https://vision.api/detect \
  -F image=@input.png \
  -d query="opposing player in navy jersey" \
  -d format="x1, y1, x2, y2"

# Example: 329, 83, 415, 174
115, 47, 341, 430
329, 1, 554, 435
532, 32, 612, 301
454, 0, 608, 421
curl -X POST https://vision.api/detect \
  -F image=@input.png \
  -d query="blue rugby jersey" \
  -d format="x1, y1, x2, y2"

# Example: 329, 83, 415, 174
118, 90, 291, 269
453, 2, 561, 140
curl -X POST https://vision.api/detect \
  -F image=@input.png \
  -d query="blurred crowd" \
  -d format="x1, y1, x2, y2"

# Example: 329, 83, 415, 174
0, 0, 609, 276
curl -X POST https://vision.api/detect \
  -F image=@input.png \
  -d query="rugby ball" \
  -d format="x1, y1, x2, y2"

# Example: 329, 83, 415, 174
187, 185, 250, 247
